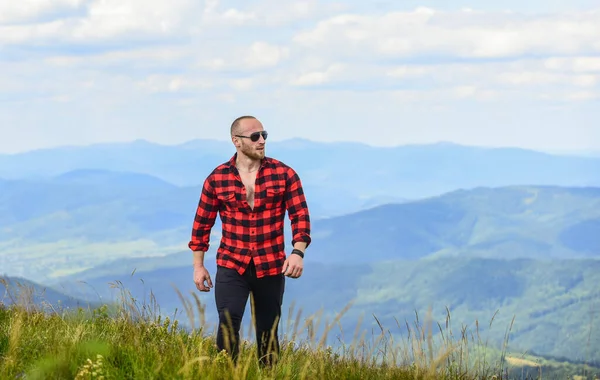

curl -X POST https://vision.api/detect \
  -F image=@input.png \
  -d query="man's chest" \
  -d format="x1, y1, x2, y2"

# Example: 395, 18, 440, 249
239, 172, 257, 207
215, 170, 287, 212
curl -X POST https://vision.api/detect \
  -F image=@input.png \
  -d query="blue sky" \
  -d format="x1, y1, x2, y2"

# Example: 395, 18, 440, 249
1, 0, 599, 154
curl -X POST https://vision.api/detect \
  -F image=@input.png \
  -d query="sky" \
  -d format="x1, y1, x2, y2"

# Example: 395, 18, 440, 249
1, 0, 599, 154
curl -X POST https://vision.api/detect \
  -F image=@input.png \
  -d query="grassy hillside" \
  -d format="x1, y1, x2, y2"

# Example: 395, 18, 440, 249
48, 256, 600, 365
1, 292, 597, 379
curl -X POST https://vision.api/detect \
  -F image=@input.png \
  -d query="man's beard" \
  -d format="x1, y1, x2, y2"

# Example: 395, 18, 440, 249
240, 142, 265, 160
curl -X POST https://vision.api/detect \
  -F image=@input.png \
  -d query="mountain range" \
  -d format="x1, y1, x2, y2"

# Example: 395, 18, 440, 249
1, 139, 599, 216
2, 175, 598, 281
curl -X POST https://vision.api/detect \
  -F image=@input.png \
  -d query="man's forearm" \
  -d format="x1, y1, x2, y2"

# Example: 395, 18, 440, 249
293, 242, 307, 253
193, 251, 206, 268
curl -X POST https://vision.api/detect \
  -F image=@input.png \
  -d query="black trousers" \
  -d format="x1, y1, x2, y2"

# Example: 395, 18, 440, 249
214, 261, 285, 366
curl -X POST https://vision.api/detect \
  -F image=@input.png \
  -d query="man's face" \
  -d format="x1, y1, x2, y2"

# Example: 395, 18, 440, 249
235, 118, 266, 160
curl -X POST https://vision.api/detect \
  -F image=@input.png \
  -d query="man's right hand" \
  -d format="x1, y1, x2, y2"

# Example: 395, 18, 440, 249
194, 266, 213, 292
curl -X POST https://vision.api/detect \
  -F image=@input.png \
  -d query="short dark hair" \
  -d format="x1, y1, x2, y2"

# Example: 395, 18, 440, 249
231, 115, 256, 136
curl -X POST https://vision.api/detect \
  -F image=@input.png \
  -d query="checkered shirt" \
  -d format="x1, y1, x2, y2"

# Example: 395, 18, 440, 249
188, 154, 312, 278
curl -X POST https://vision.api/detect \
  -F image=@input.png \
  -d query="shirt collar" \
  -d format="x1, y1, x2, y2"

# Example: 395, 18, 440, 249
228, 153, 271, 171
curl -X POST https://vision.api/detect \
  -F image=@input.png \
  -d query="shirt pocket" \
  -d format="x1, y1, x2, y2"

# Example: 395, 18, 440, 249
264, 186, 285, 210
216, 191, 238, 211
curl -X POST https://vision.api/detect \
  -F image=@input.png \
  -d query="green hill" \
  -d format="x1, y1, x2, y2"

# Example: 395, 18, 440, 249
2, 185, 599, 283
308, 185, 600, 263
356, 258, 600, 363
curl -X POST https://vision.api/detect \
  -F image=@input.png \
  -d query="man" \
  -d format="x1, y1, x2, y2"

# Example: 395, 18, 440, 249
188, 115, 311, 367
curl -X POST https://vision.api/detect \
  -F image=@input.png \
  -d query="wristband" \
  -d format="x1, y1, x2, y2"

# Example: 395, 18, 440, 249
291, 249, 304, 258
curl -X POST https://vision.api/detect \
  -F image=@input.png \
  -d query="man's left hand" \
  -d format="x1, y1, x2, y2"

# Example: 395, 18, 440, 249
282, 253, 303, 278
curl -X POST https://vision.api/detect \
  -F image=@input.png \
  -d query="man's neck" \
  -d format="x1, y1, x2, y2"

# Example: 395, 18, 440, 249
235, 154, 261, 173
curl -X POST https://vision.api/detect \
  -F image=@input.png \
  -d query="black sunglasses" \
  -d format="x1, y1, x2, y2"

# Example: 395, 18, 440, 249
235, 131, 268, 142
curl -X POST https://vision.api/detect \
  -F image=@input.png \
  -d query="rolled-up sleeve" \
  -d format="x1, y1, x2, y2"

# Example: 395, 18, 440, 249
284, 167, 311, 248
188, 176, 219, 252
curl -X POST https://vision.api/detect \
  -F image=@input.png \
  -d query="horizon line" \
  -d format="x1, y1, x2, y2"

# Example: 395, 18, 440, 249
2, 137, 598, 157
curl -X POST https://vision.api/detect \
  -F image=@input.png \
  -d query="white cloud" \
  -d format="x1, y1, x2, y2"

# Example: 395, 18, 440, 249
216, 93, 236, 103
194, 41, 290, 74
572, 74, 598, 87
291, 63, 346, 86
43, 46, 191, 69
137, 74, 213, 94
0, 0, 225, 45
453, 85, 478, 98
207, 0, 344, 28
291, 71, 328, 86
252, 0, 325, 26
544, 56, 600, 72
495, 68, 598, 88
202, 0, 257, 26
1, 2, 599, 154
229, 77, 254, 91
386, 66, 429, 78
565, 91, 599, 101
497, 71, 563, 86
293, 8, 600, 59
0, 0, 85, 24
243, 42, 290, 69
284, 57, 599, 101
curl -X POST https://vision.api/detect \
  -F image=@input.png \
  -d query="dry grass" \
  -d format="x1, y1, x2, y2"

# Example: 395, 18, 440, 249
1, 277, 597, 379
505, 357, 540, 367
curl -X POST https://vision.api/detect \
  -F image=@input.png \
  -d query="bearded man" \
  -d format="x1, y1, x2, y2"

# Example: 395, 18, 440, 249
188, 115, 312, 367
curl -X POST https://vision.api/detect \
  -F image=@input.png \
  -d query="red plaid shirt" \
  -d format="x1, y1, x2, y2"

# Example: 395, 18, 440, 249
188, 154, 312, 278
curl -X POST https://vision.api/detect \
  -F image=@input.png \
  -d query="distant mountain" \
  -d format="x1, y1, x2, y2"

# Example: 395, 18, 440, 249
2, 184, 599, 283
0, 170, 202, 282
0, 139, 229, 185
49, 256, 600, 364
44, 185, 600, 285
1, 139, 599, 210
0, 168, 362, 245
0, 169, 194, 240
543, 148, 600, 158
55, 168, 175, 188
307, 185, 600, 263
